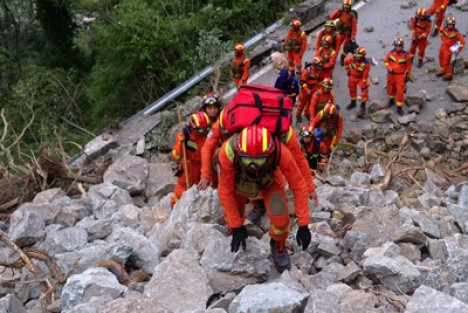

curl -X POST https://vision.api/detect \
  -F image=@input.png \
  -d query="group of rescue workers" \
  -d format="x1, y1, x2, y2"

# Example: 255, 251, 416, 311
169, 0, 465, 273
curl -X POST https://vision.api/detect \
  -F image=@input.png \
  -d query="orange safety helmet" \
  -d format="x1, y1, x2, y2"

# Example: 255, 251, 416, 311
301, 125, 315, 137
189, 111, 210, 135
235, 125, 275, 171
354, 47, 366, 58
321, 78, 333, 89
201, 93, 221, 108
416, 8, 427, 18
322, 35, 333, 46
445, 16, 456, 25
291, 18, 302, 28
343, 0, 353, 7
324, 20, 336, 28
323, 102, 339, 116
312, 56, 324, 66
234, 43, 245, 52
393, 37, 404, 46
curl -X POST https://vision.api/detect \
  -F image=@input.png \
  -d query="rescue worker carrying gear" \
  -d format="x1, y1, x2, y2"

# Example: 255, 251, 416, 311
217, 125, 312, 273
330, 0, 358, 66
410, 8, 432, 68
274, 69, 300, 104
171, 111, 210, 206
309, 78, 335, 120
427, 0, 451, 37
310, 102, 343, 160
200, 93, 221, 124
316, 20, 337, 52
300, 126, 326, 171
384, 37, 412, 116
296, 56, 324, 123
344, 46, 371, 118
315, 35, 337, 80
436, 16, 465, 81
231, 43, 251, 88
284, 18, 307, 77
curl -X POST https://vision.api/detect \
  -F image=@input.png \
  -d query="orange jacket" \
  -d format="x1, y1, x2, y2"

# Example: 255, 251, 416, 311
384, 49, 412, 77
218, 140, 309, 228
440, 26, 466, 52
316, 29, 337, 51
300, 65, 321, 88
171, 130, 206, 164
309, 88, 335, 119
310, 111, 344, 143
344, 56, 370, 82
329, 9, 357, 38
232, 53, 251, 82
315, 47, 337, 71
430, 0, 450, 11
200, 121, 228, 181
411, 17, 432, 40
284, 29, 307, 56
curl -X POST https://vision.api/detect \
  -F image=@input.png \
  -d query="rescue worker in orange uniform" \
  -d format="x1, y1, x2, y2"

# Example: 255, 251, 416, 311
170, 111, 210, 206
315, 35, 337, 80
316, 20, 337, 52
344, 46, 371, 118
427, 0, 451, 37
299, 126, 327, 172
217, 125, 312, 273
309, 78, 335, 120
384, 37, 412, 116
409, 8, 433, 68
200, 93, 221, 124
330, 0, 358, 66
296, 56, 324, 123
284, 18, 307, 77
436, 16, 465, 81
231, 43, 251, 88
310, 103, 343, 161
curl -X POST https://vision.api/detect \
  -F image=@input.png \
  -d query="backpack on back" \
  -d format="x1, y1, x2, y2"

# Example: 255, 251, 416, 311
225, 85, 293, 136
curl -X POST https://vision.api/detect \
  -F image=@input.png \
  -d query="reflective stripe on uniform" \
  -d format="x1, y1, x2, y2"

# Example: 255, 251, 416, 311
270, 224, 290, 235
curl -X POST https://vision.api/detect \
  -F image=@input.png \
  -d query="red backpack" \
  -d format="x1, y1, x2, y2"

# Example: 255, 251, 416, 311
225, 85, 293, 136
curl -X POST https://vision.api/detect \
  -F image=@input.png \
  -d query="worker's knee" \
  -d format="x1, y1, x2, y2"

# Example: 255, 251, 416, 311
269, 193, 287, 215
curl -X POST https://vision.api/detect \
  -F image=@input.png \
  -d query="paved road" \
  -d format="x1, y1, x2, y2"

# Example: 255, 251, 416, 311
245, 0, 468, 133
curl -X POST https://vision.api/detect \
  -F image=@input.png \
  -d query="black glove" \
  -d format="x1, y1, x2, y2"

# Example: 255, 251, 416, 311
231, 226, 248, 252
296, 226, 311, 251
182, 125, 192, 138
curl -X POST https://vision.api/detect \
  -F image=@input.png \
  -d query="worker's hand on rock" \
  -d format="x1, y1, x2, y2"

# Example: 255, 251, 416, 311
309, 191, 319, 206
198, 178, 210, 190
296, 225, 311, 251
231, 226, 248, 252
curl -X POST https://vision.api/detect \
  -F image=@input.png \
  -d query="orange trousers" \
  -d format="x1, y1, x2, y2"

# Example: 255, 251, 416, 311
171, 162, 202, 206
427, 5, 446, 30
410, 38, 429, 60
386, 73, 406, 107
335, 33, 351, 56
439, 46, 453, 79
321, 68, 334, 80
287, 52, 303, 72
234, 78, 247, 88
296, 85, 317, 117
348, 77, 369, 102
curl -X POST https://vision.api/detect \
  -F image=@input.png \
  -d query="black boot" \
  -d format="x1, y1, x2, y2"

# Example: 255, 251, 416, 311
356, 102, 366, 118
247, 200, 266, 225
270, 238, 291, 273
346, 100, 357, 110
387, 98, 395, 108
340, 54, 345, 66
431, 28, 439, 37
397, 106, 405, 116
417, 59, 423, 68
296, 115, 302, 123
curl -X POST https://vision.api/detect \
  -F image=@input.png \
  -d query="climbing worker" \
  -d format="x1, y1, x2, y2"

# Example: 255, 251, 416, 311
310, 102, 343, 162
427, 0, 451, 37
309, 78, 335, 120
296, 56, 324, 123
299, 125, 326, 171
315, 35, 337, 80
409, 8, 432, 68
217, 125, 312, 273
170, 111, 210, 206
436, 16, 465, 81
329, 0, 358, 66
384, 37, 412, 116
274, 69, 300, 104
200, 93, 222, 124
284, 18, 307, 77
231, 43, 251, 88
316, 20, 337, 52
344, 46, 371, 118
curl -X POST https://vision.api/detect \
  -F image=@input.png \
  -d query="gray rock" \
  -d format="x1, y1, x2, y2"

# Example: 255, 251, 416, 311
32, 188, 66, 204
450, 282, 468, 303
8, 211, 45, 247
343, 231, 370, 263
459, 184, 468, 208
446, 203, 468, 234
228, 282, 309, 313
317, 236, 341, 257
83, 133, 119, 161
370, 163, 386, 181
61, 267, 127, 312
367, 100, 385, 114
76, 217, 113, 241
405, 285, 468, 313
407, 105, 420, 114
41, 227, 88, 254
445, 102, 465, 114
394, 224, 427, 245
208, 292, 236, 311
88, 182, 133, 205
103, 155, 149, 194
428, 239, 449, 262
405, 95, 425, 109
291, 251, 315, 275
398, 242, 421, 263
345, 129, 363, 144
111, 204, 141, 228
304, 289, 340, 313
350, 171, 372, 185
426, 140, 446, 154
181, 223, 225, 259
336, 261, 361, 283
397, 113, 417, 125
371, 109, 391, 123
144, 250, 213, 313
144, 163, 176, 199
383, 190, 399, 205
0, 294, 25, 313
325, 175, 346, 186
339, 289, 378, 313
101, 298, 171, 313
446, 83, 468, 102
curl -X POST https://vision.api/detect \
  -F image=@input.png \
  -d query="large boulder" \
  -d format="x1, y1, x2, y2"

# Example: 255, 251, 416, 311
405, 285, 468, 313
103, 155, 149, 194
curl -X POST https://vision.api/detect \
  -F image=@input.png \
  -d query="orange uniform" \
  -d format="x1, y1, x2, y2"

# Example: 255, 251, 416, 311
427, 0, 450, 31
316, 28, 337, 52
438, 26, 466, 80
384, 49, 412, 107
309, 88, 335, 120
232, 53, 251, 88
310, 110, 343, 155
200, 121, 227, 186
170, 130, 207, 205
284, 28, 307, 73
344, 55, 371, 103
329, 9, 357, 58
300, 138, 327, 171
410, 16, 432, 61
218, 140, 309, 241
297, 65, 321, 119
315, 47, 337, 79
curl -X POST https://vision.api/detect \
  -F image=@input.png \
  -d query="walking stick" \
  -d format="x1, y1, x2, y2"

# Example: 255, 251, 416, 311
176, 102, 190, 188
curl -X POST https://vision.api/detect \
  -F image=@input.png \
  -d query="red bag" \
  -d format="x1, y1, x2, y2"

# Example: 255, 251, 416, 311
225, 85, 293, 136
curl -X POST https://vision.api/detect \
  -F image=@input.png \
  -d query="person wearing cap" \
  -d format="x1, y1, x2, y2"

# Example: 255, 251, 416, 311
330, 0, 358, 66
309, 78, 335, 120
231, 43, 251, 88
315, 35, 337, 80
436, 16, 465, 81
310, 102, 343, 159
410, 8, 433, 68
316, 20, 337, 52
344, 46, 370, 118
384, 37, 412, 116
284, 18, 307, 77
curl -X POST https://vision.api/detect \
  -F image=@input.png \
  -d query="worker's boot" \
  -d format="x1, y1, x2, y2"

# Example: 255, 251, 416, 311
247, 200, 266, 225
397, 106, 405, 116
296, 115, 303, 123
431, 28, 439, 37
356, 102, 366, 118
387, 98, 395, 108
346, 99, 357, 110
340, 54, 346, 66
417, 58, 423, 68
270, 238, 291, 273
